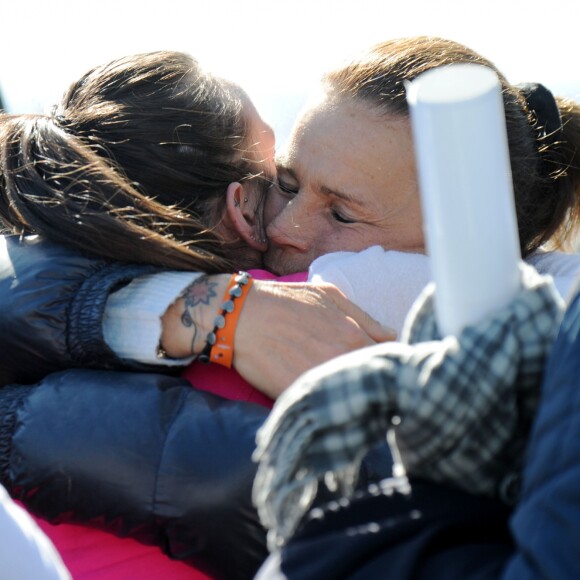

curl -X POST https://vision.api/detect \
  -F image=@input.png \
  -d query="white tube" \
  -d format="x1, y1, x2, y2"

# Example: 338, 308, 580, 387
406, 64, 521, 337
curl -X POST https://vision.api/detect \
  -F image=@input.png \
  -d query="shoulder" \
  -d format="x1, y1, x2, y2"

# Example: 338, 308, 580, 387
1, 234, 108, 275
309, 247, 432, 293
526, 250, 580, 300
526, 249, 580, 274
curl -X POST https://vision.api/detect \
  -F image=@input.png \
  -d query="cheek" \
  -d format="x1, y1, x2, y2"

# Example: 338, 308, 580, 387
266, 195, 334, 252
318, 229, 365, 255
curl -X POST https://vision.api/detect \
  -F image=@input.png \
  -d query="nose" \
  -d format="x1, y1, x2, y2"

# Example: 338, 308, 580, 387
266, 197, 312, 253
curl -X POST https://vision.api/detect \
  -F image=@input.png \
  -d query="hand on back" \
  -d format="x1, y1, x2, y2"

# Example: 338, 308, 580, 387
234, 280, 395, 398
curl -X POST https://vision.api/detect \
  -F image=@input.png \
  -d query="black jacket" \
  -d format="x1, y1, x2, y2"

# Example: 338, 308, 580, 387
0, 235, 392, 578
0, 234, 160, 385
0, 235, 270, 579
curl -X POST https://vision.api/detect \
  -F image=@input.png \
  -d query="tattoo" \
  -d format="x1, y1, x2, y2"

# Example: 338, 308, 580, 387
179, 276, 219, 355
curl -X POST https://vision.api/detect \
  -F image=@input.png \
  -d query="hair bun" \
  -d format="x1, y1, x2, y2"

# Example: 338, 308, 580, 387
518, 82, 564, 146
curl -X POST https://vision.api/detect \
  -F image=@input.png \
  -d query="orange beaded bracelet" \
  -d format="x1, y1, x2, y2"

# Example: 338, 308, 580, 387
198, 271, 254, 368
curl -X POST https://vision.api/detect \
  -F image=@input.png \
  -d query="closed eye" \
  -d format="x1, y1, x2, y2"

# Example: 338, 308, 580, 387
277, 176, 299, 195
331, 209, 356, 224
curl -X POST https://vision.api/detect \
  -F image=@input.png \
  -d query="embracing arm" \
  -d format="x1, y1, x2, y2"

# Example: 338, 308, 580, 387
161, 275, 394, 398
0, 236, 391, 391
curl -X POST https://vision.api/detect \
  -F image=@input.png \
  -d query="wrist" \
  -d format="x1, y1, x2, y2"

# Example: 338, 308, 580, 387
160, 274, 230, 358
200, 271, 254, 367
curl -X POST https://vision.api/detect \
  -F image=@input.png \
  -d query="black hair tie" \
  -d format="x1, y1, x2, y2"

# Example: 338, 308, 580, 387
517, 82, 564, 147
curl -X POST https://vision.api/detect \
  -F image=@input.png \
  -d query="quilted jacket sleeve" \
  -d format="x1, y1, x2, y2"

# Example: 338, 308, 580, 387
0, 235, 161, 385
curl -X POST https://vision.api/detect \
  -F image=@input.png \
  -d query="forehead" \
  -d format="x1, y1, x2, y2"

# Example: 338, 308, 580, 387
279, 95, 417, 208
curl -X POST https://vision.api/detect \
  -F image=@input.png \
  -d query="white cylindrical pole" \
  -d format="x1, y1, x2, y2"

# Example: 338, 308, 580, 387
406, 64, 521, 337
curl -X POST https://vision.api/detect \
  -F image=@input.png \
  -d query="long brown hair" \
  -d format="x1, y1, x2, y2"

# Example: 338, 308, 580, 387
323, 36, 580, 257
0, 51, 268, 271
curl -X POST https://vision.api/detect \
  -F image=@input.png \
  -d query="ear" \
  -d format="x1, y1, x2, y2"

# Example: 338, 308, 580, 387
225, 182, 268, 252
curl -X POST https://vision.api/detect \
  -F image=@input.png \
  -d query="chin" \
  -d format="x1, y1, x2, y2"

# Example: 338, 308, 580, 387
262, 252, 283, 275
231, 247, 264, 271
263, 249, 308, 276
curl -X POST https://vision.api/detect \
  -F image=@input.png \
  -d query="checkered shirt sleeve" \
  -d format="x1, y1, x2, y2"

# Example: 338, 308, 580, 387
253, 263, 563, 549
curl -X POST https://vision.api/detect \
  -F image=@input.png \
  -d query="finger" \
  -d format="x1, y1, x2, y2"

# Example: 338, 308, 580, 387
320, 284, 397, 341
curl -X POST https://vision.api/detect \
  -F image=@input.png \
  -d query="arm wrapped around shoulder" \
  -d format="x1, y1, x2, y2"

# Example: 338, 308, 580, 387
3, 369, 269, 580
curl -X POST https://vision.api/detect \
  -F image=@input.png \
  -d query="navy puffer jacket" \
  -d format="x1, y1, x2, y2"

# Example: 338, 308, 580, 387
0, 235, 270, 579
0, 234, 161, 384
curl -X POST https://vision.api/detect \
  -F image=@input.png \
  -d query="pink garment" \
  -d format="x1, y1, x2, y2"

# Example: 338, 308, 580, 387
182, 269, 308, 408
19, 505, 211, 580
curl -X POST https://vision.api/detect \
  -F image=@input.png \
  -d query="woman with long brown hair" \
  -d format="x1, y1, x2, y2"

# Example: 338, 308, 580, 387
0, 49, 387, 579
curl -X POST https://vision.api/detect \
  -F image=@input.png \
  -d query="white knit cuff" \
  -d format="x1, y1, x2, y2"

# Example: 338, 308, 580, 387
103, 272, 202, 365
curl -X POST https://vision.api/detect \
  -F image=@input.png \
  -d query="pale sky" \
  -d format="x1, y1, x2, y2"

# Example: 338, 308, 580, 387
2, 0, 579, 145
